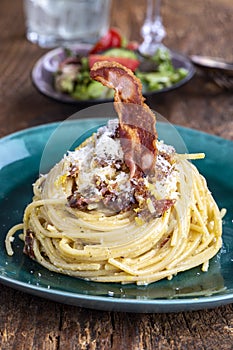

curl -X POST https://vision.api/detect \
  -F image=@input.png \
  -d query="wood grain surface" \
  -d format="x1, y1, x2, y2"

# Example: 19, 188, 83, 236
0, 1, 233, 349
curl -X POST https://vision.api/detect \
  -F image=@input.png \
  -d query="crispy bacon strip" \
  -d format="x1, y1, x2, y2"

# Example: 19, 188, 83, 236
90, 61, 157, 177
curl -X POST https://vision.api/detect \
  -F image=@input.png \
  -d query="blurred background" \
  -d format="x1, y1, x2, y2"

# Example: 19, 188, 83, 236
0, 0, 232, 139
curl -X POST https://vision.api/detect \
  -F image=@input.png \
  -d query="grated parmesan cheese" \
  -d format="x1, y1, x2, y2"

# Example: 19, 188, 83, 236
62, 120, 179, 207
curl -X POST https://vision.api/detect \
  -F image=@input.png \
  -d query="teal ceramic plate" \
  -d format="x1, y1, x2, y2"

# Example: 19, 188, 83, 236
0, 118, 233, 313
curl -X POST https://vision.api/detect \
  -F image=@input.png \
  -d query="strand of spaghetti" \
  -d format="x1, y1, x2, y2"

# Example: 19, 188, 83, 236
43, 238, 102, 271
176, 153, 205, 160
23, 198, 67, 223
124, 238, 171, 269
57, 213, 169, 261
5, 224, 24, 256
191, 202, 211, 242
193, 170, 208, 219
165, 233, 202, 270
111, 233, 201, 276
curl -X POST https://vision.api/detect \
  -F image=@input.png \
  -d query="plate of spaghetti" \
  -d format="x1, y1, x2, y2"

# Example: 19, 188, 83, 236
1, 62, 233, 313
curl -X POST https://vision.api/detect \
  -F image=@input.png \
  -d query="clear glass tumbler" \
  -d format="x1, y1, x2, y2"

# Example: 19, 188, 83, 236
23, 0, 112, 48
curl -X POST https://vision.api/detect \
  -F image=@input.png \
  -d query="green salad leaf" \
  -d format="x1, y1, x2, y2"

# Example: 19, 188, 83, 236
54, 47, 188, 100
136, 48, 188, 92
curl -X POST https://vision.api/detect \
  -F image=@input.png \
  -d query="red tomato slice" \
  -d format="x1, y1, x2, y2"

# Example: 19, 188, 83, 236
89, 55, 140, 72
126, 41, 139, 51
89, 28, 122, 54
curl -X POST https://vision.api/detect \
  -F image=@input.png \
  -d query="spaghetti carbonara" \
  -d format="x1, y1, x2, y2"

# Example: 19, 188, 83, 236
5, 119, 222, 285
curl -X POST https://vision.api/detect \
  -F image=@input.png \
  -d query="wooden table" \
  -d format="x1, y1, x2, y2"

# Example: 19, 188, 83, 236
0, 0, 233, 349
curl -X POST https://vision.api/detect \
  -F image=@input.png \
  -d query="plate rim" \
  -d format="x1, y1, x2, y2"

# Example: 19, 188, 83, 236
1, 119, 233, 313
1, 273, 233, 313
2, 118, 232, 145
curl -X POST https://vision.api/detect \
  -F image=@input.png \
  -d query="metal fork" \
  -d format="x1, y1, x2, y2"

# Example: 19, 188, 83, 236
190, 55, 233, 90
139, 1, 233, 90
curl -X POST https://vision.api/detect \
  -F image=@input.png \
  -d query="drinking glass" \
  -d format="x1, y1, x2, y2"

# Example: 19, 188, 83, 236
23, 0, 112, 48
139, 0, 167, 56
